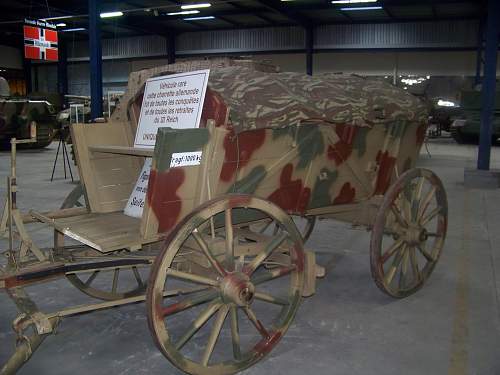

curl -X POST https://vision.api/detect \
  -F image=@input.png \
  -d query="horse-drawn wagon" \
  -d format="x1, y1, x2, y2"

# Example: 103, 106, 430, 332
0, 60, 447, 375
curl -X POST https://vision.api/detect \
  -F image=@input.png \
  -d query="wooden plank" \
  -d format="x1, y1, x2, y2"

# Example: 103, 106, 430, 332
71, 122, 141, 213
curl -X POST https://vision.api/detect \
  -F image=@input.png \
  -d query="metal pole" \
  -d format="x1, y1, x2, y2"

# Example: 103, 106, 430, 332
88, 0, 103, 120
477, 0, 499, 171
306, 27, 313, 76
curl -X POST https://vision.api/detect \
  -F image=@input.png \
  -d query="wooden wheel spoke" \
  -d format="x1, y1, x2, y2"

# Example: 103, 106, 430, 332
244, 232, 288, 275
390, 204, 408, 228
201, 305, 229, 366
84, 270, 99, 287
417, 244, 435, 263
414, 177, 425, 201
132, 266, 144, 287
384, 245, 406, 286
175, 299, 222, 351
420, 207, 441, 226
398, 250, 410, 289
254, 291, 289, 306
417, 186, 436, 219
193, 229, 226, 277
112, 268, 120, 293
252, 265, 296, 285
409, 247, 421, 282
225, 208, 235, 272
167, 268, 219, 287
381, 239, 404, 264
230, 306, 241, 360
258, 219, 273, 234
162, 290, 219, 317
244, 306, 269, 338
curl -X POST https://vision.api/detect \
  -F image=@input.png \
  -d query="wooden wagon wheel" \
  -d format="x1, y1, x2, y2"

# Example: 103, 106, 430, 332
56, 184, 149, 301
370, 168, 447, 298
147, 194, 305, 375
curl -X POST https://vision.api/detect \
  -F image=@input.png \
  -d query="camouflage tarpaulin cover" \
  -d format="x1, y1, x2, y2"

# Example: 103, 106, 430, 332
207, 66, 428, 131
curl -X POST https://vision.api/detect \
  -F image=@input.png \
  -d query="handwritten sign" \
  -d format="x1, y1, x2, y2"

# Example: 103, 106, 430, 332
124, 70, 210, 219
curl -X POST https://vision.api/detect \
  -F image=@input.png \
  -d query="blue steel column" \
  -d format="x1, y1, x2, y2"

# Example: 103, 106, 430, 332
88, 0, 103, 119
477, 0, 499, 171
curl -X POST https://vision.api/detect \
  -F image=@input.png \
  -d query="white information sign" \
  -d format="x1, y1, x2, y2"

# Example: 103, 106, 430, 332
124, 70, 210, 219
170, 151, 203, 168
124, 158, 152, 218
134, 70, 210, 147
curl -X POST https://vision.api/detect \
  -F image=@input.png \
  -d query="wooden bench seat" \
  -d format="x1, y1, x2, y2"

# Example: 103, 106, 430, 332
48, 211, 159, 252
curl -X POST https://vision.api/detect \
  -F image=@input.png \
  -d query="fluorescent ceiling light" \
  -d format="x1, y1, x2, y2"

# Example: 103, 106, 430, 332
340, 6, 383, 10
181, 3, 211, 9
167, 10, 200, 15
56, 22, 67, 27
184, 16, 215, 20
332, 0, 377, 4
100, 11, 124, 18
60, 27, 86, 32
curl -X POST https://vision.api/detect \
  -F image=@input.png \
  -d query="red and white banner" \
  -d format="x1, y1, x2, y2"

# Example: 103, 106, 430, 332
24, 20, 58, 61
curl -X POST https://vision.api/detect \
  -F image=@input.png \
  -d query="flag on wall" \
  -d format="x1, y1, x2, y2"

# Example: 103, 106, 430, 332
23, 19, 58, 62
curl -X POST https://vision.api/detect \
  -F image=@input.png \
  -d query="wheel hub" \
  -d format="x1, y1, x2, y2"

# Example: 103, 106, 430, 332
404, 224, 427, 246
220, 272, 255, 306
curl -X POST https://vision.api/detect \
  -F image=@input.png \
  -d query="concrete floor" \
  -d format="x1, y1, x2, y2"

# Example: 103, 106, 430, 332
1, 137, 499, 375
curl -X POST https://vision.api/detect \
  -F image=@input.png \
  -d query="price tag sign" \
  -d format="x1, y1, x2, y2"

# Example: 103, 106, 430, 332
125, 70, 210, 218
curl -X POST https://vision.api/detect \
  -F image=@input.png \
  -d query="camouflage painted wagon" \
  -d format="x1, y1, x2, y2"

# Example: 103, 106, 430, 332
0, 60, 447, 375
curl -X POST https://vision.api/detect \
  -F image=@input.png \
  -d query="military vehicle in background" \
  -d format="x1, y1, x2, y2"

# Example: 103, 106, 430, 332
0, 77, 57, 149
450, 89, 500, 144
428, 97, 463, 134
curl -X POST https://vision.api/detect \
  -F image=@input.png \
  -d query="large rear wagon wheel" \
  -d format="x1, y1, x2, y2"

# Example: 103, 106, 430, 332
57, 184, 149, 301
370, 168, 447, 298
147, 194, 305, 375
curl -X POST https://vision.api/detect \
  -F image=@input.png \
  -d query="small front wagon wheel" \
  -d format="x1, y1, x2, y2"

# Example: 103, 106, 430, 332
370, 168, 448, 298
147, 194, 305, 375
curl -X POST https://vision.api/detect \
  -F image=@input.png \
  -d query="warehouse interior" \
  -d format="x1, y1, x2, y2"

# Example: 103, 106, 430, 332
0, 0, 499, 374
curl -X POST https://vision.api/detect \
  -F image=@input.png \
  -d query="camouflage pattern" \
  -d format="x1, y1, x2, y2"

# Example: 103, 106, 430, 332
0, 98, 56, 148
140, 64, 428, 234
205, 67, 427, 131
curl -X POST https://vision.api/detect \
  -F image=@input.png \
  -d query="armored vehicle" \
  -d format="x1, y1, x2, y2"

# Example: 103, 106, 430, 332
0, 77, 56, 148
450, 89, 500, 144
